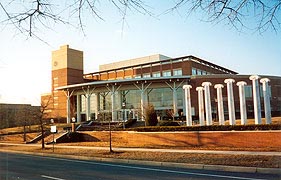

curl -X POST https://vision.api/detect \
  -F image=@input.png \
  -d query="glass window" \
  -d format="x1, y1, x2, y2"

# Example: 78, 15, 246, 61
149, 88, 173, 107
121, 90, 141, 109
134, 75, 141, 79
163, 70, 171, 77
152, 72, 161, 77
173, 69, 182, 76
245, 85, 252, 98
192, 68, 197, 75
202, 71, 207, 75
143, 73, 151, 78
197, 69, 202, 75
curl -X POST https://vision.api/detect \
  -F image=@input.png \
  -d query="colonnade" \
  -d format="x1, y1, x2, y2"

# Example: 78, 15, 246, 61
183, 75, 272, 126
64, 80, 185, 123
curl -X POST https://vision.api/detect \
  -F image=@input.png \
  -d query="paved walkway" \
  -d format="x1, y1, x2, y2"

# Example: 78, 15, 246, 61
1, 142, 281, 156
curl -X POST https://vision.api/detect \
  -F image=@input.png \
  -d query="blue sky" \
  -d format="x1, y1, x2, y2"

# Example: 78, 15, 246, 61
0, 1, 280, 105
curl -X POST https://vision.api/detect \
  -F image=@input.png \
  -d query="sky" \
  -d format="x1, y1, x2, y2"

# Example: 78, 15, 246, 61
0, 1, 280, 106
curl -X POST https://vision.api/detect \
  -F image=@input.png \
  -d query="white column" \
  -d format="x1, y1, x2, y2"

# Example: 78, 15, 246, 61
260, 78, 272, 124
183, 85, 192, 126
224, 79, 236, 125
111, 86, 116, 122
249, 75, 262, 124
93, 93, 99, 120
124, 109, 128, 121
140, 89, 147, 121
86, 94, 91, 121
134, 82, 151, 122
173, 87, 178, 116
64, 90, 74, 124
66, 94, 71, 124
202, 82, 212, 126
214, 84, 225, 125
196, 87, 205, 126
236, 81, 247, 125
76, 95, 81, 123
83, 86, 94, 121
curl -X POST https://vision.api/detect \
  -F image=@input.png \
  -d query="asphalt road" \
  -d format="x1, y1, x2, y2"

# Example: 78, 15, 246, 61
0, 152, 279, 180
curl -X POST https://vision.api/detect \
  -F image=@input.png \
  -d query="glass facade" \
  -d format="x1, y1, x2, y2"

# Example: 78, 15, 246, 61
83, 87, 185, 119
122, 89, 141, 109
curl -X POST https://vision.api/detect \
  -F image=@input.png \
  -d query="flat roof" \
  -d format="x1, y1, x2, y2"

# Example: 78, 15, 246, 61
84, 55, 238, 77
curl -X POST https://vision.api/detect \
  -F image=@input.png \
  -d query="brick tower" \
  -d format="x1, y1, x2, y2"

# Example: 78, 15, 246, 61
50, 45, 84, 121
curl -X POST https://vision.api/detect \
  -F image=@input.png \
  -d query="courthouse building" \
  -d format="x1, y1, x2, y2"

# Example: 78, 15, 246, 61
41, 45, 281, 124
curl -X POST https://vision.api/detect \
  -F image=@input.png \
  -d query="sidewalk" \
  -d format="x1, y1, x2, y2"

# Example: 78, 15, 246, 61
1, 142, 281, 156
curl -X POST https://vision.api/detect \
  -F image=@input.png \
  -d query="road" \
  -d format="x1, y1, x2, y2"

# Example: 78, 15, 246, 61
0, 152, 279, 180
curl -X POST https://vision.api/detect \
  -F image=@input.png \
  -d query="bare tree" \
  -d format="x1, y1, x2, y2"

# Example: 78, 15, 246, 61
0, 0, 151, 38
0, 1, 279, 39
37, 96, 52, 149
166, 0, 281, 33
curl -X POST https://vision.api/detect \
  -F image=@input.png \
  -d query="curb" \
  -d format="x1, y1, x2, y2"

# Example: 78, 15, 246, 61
0, 149, 280, 175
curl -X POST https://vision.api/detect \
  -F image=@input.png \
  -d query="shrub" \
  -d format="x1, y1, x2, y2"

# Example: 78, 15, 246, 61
125, 118, 137, 128
127, 124, 281, 132
158, 121, 180, 126
145, 104, 158, 126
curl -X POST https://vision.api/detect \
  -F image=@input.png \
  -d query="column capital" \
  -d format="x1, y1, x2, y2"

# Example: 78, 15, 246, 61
196, 87, 204, 91
260, 78, 270, 83
202, 82, 212, 87
214, 84, 224, 89
183, 85, 192, 89
249, 75, 260, 80
236, 81, 247, 86
224, 78, 235, 84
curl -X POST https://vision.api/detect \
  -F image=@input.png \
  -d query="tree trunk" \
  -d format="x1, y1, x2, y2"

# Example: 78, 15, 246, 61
23, 124, 26, 142
41, 124, 45, 149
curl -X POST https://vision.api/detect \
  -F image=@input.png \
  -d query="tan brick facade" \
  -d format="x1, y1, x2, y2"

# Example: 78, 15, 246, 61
42, 45, 84, 121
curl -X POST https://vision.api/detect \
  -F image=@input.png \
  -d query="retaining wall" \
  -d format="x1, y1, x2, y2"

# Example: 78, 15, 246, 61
85, 131, 281, 148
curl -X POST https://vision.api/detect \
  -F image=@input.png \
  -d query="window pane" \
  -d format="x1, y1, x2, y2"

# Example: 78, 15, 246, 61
192, 68, 197, 75
143, 73, 151, 78
163, 70, 171, 77
245, 85, 252, 98
173, 69, 182, 76
152, 72, 161, 77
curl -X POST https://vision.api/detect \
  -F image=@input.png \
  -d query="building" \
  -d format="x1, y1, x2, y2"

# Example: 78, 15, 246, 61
0, 103, 40, 129
42, 45, 281, 124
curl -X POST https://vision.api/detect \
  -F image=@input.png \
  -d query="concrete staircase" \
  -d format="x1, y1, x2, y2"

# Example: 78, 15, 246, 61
26, 131, 51, 144
45, 131, 69, 145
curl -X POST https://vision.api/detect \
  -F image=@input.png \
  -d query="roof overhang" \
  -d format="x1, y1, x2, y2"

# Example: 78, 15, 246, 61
55, 76, 191, 91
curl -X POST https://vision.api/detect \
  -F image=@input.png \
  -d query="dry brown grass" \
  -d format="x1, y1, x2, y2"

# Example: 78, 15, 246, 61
1, 117, 280, 169
0, 144, 280, 168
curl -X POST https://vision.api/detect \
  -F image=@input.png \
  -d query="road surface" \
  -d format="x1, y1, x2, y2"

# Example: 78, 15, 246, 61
0, 152, 279, 180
